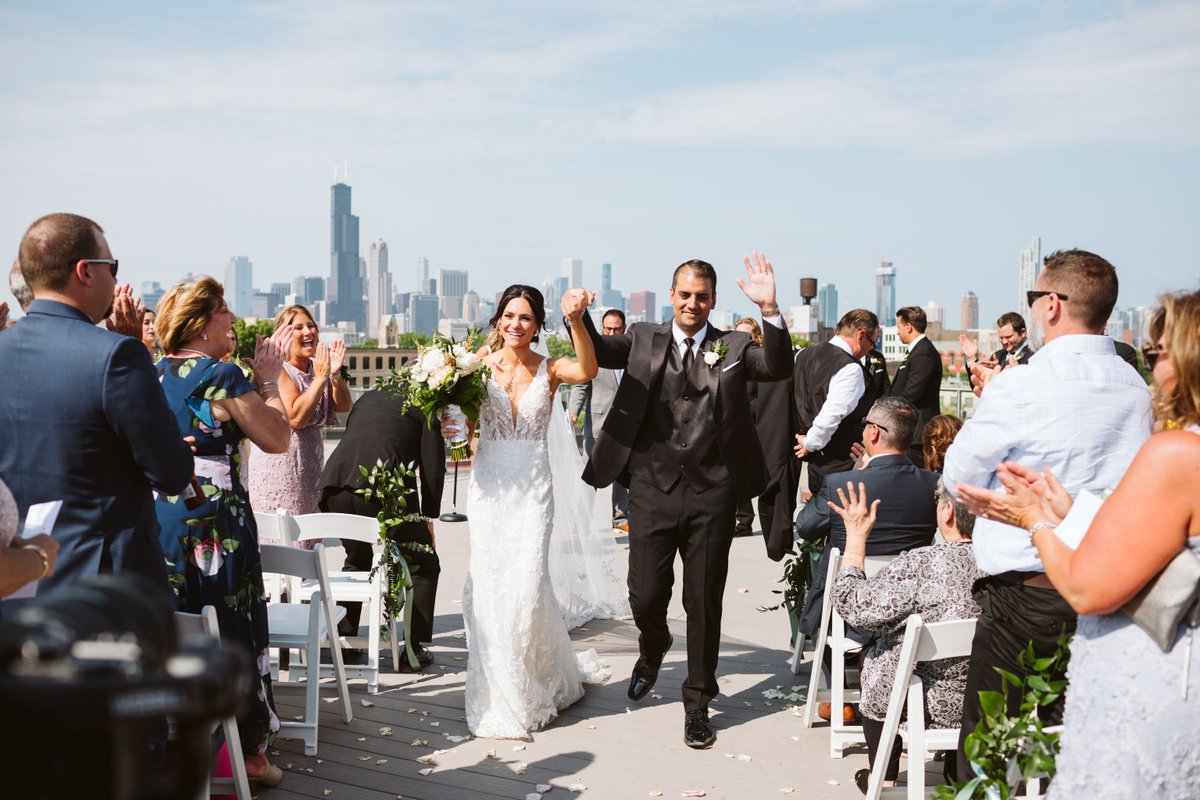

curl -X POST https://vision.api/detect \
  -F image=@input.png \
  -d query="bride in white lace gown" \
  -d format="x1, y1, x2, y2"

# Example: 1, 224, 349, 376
453, 285, 611, 739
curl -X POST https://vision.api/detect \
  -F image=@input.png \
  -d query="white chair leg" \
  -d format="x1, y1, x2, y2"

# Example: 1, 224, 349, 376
789, 630, 807, 675
304, 637, 320, 756
222, 716, 253, 800
366, 580, 380, 693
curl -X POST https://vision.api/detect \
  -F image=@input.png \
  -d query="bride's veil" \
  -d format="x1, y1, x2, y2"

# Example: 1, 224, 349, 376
535, 336, 632, 629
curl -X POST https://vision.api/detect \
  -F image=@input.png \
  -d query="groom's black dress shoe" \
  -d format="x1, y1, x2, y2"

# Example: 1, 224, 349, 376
684, 708, 716, 749
627, 634, 673, 701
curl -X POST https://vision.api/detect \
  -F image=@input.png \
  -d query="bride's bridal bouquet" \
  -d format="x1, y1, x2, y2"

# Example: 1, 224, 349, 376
385, 334, 490, 460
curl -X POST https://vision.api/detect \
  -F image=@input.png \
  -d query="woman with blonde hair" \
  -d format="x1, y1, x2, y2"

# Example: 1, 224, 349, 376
957, 288, 1200, 798
154, 276, 293, 786
922, 414, 963, 473
247, 304, 351, 528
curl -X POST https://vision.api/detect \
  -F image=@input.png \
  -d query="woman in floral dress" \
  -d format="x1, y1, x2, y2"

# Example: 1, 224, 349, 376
153, 277, 293, 786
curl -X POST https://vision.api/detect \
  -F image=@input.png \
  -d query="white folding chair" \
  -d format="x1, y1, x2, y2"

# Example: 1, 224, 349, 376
260, 543, 353, 755
803, 549, 897, 758
866, 615, 977, 800
173, 606, 252, 800
294, 512, 419, 692
255, 509, 300, 604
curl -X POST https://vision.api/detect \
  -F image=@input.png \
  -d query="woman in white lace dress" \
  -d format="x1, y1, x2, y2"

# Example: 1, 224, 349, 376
446, 285, 609, 740
958, 288, 1200, 798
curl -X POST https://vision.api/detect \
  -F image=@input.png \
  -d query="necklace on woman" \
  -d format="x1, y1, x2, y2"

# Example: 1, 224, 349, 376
171, 347, 215, 360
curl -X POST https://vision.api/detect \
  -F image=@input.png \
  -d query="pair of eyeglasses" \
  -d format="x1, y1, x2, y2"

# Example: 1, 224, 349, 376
1026, 289, 1067, 307
861, 417, 889, 433
1141, 344, 1168, 369
84, 258, 119, 278
602, 326, 625, 334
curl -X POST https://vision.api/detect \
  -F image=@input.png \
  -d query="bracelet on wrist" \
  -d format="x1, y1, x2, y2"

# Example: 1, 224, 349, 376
760, 305, 780, 317
1027, 520, 1057, 540
21, 542, 51, 580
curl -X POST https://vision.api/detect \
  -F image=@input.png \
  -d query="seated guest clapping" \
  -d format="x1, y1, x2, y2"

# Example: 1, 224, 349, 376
830, 478, 983, 793
0, 477, 59, 597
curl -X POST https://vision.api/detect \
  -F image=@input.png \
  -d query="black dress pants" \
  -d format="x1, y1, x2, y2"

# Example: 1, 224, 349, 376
627, 476, 736, 713
955, 574, 1077, 779
319, 487, 440, 644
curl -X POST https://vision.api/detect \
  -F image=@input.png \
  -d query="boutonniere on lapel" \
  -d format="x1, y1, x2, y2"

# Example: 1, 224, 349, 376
702, 339, 729, 368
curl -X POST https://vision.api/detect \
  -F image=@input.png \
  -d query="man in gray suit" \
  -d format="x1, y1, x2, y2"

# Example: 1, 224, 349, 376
568, 308, 629, 529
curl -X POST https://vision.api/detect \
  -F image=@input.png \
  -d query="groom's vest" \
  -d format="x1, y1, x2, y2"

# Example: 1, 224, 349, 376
629, 338, 728, 493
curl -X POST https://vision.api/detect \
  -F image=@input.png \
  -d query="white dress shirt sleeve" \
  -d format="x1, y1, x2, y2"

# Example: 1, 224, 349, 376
803, 361, 866, 452
762, 313, 784, 329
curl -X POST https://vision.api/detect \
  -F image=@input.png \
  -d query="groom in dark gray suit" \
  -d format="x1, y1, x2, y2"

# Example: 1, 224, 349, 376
581, 253, 792, 748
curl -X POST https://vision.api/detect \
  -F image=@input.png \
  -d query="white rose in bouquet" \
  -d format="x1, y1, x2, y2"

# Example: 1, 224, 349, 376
429, 364, 455, 388
420, 347, 447, 373
456, 351, 481, 374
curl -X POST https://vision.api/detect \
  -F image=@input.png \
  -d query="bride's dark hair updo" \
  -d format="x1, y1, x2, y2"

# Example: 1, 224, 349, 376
489, 284, 549, 344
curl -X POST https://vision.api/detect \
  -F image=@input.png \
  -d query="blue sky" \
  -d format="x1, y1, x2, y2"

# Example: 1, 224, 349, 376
2, 0, 1197, 327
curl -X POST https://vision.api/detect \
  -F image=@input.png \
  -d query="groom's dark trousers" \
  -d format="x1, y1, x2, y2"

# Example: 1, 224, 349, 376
581, 312, 791, 712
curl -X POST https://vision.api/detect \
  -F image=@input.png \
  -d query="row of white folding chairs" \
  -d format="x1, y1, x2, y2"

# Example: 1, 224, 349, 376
255, 510, 421, 694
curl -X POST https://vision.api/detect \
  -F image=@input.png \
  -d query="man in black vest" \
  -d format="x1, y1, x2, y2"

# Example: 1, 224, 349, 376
581, 253, 792, 748
793, 309, 879, 495
318, 393, 446, 669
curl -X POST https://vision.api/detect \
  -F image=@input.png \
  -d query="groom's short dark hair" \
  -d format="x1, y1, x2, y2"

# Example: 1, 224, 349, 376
672, 260, 717, 292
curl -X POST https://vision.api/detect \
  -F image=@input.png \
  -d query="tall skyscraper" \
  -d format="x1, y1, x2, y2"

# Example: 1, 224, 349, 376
366, 239, 391, 334
462, 290, 481, 325
562, 258, 583, 288
600, 262, 623, 309
417, 256, 429, 285
875, 261, 896, 323
225, 256, 253, 317
292, 275, 325, 305
141, 281, 165, 314
329, 181, 363, 330
924, 300, 944, 327
407, 294, 440, 336
1019, 236, 1042, 318
817, 283, 839, 328
438, 269, 469, 320
629, 291, 656, 323
961, 291, 979, 330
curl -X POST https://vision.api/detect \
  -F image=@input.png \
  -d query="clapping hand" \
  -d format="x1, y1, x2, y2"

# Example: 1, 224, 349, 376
956, 462, 1073, 530
329, 340, 346, 374
736, 251, 777, 312
828, 481, 880, 543
969, 360, 1001, 398
959, 334, 979, 361
312, 343, 331, 380
245, 323, 292, 387
105, 283, 143, 338
0, 300, 9, 329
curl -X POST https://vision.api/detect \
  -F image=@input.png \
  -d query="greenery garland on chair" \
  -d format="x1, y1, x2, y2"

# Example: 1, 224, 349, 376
933, 631, 1071, 799
353, 459, 431, 625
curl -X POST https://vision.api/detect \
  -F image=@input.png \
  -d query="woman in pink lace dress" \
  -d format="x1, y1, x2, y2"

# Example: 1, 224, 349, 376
247, 305, 351, 534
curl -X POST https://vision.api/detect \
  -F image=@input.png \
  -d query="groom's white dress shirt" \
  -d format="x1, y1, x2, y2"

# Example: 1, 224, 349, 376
670, 313, 783, 360
942, 334, 1153, 575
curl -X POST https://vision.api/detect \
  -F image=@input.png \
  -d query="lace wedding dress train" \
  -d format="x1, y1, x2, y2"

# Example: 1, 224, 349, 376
464, 359, 610, 739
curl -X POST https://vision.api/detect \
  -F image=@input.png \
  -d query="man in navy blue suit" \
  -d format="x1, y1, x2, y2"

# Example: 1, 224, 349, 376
0, 213, 193, 602
794, 396, 938, 643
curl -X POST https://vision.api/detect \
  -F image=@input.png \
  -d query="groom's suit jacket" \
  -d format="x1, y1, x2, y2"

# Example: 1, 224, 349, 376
581, 313, 792, 504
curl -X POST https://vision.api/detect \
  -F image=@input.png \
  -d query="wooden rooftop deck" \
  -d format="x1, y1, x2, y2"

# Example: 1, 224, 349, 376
260, 475, 942, 800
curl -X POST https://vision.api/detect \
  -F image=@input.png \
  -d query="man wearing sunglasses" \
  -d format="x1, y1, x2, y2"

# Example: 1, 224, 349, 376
0, 213, 193, 600
942, 248, 1153, 779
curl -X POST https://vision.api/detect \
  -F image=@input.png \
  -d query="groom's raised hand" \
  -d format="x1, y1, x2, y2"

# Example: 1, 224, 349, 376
736, 251, 779, 315
561, 288, 594, 323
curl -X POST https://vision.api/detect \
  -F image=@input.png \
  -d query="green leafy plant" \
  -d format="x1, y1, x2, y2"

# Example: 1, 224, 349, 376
354, 459, 426, 624
933, 630, 1071, 799
758, 535, 825, 620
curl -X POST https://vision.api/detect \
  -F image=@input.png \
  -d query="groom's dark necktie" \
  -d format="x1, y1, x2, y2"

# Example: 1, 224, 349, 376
682, 337, 695, 376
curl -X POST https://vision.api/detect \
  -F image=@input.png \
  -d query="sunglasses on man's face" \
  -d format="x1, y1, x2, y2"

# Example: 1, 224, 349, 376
84, 258, 119, 279
1026, 290, 1067, 307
